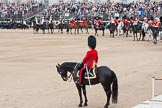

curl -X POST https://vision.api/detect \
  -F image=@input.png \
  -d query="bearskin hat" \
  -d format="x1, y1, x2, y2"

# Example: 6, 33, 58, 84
116, 17, 119, 19
88, 35, 96, 49
122, 15, 126, 19
150, 16, 154, 21
130, 17, 133, 19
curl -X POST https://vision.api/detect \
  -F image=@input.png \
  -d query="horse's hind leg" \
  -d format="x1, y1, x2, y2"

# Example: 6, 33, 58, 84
95, 29, 97, 36
102, 30, 104, 36
82, 85, 88, 106
61, 28, 63, 34
136, 33, 138, 41
102, 85, 111, 108
76, 85, 83, 107
86, 28, 89, 34
126, 31, 128, 37
139, 33, 142, 41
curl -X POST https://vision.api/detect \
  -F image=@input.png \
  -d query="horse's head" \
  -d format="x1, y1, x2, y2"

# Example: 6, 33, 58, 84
56, 62, 77, 81
56, 64, 68, 81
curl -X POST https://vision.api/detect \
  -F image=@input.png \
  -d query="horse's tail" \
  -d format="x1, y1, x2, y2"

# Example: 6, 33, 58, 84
112, 71, 118, 104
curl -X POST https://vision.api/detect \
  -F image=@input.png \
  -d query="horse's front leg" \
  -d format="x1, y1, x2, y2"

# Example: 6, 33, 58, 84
102, 30, 104, 36
80, 27, 83, 33
75, 28, 76, 34
48, 28, 50, 33
82, 85, 88, 106
95, 29, 97, 36
77, 28, 79, 34
70, 28, 72, 34
113, 31, 115, 38
126, 30, 128, 37
61, 28, 63, 34
76, 85, 83, 107
139, 32, 142, 41
116, 29, 118, 36
87, 28, 89, 34
43, 29, 45, 34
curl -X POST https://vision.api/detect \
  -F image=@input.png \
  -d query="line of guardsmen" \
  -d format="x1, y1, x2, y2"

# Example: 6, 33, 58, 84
70, 17, 102, 27
112, 16, 161, 28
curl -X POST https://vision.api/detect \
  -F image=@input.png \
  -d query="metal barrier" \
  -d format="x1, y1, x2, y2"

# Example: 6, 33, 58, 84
152, 77, 162, 99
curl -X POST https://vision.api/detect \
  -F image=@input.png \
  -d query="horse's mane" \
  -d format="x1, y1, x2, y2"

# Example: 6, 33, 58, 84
61, 62, 77, 70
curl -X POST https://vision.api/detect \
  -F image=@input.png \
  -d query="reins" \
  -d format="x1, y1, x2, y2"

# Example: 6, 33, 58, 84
67, 63, 78, 82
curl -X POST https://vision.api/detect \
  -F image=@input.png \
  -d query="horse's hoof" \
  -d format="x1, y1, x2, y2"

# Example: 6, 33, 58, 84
104, 105, 108, 108
84, 103, 88, 106
78, 104, 82, 107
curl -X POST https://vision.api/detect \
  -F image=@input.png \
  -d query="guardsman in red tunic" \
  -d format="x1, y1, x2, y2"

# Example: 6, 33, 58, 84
130, 17, 134, 25
114, 17, 119, 26
154, 17, 161, 27
98, 18, 102, 28
71, 17, 76, 26
94, 18, 97, 25
82, 17, 86, 27
149, 16, 155, 26
76, 35, 98, 85
129, 17, 134, 30
122, 16, 128, 25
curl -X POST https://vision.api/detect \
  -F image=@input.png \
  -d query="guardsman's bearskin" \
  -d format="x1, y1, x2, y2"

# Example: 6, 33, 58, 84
88, 35, 96, 49
150, 16, 154, 21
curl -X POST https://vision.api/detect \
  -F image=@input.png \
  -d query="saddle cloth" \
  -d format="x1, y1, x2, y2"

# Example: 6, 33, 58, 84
77, 68, 97, 79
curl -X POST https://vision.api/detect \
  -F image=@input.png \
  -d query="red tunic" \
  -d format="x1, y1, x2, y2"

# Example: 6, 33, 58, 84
71, 19, 75, 26
82, 18, 86, 26
155, 22, 161, 27
122, 19, 128, 25
114, 19, 118, 25
94, 19, 97, 24
79, 49, 98, 84
82, 49, 98, 69
130, 19, 134, 25
150, 20, 155, 26
98, 20, 102, 26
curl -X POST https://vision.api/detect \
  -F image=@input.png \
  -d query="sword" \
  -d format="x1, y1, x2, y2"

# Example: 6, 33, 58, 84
85, 66, 91, 88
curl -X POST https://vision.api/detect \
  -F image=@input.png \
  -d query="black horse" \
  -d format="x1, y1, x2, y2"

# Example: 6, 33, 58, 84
132, 22, 142, 41
150, 26, 160, 44
33, 23, 42, 33
56, 22, 64, 34
107, 23, 116, 38
123, 22, 130, 37
94, 24, 105, 36
48, 22, 54, 34
56, 62, 118, 108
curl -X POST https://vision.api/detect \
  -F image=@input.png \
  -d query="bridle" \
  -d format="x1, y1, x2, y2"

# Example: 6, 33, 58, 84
66, 63, 79, 82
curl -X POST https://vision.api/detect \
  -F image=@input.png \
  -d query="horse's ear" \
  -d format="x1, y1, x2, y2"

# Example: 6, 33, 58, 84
56, 65, 59, 69
58, 64, 61, 67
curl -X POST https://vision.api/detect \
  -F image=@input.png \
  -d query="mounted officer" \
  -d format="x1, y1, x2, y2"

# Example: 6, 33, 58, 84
76, 35, 98, 85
